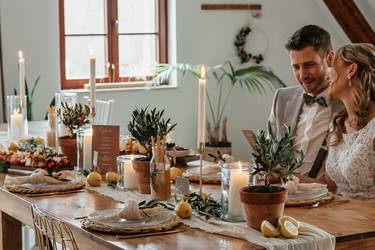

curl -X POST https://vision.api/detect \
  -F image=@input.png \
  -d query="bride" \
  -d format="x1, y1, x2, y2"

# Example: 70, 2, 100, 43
325, 43, 375, 199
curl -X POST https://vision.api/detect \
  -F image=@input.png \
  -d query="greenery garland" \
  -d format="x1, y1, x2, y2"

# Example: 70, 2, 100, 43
234, 26, 264, 64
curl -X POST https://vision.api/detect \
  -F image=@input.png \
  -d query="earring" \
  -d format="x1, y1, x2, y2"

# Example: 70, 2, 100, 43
347, 76, 352, 87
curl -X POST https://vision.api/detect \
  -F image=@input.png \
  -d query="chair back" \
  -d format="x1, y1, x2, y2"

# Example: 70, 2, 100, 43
31, 204, 79, 250
83, 96, 114, 125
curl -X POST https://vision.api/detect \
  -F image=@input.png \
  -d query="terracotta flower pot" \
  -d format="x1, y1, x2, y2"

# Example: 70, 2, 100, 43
132, 159, 151, 194
59, 136, 77, 167
239, 186, 287, 230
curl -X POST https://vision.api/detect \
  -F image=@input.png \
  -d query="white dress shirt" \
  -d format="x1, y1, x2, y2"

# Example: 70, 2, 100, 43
294, 88, 332, 176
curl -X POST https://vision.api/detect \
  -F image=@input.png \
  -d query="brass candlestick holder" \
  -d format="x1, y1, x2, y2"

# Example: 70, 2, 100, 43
199, 142, 205, 195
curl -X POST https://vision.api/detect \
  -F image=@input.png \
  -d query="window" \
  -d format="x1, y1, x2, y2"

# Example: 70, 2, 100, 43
59, 0, 168, 89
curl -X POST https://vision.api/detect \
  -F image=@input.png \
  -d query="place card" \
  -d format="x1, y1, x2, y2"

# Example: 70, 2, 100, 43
92, 125, 120, 174
175, 176, 190, 196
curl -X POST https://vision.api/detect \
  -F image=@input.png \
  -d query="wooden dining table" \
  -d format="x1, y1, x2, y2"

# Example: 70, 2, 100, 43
0, 121, 375, 249
0, 170, 374, 250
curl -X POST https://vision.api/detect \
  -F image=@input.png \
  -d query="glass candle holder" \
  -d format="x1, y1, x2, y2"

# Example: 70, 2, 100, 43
150, 146, 171, 200
76, 124, 93, 173
55, 92, 78, 152
7, 95, 28, 140
221, 162, 251, 222
117, 155, 145, 190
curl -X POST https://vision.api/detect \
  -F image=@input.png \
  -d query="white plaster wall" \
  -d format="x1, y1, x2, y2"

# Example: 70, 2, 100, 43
0, 0, 350, 160
0, 0, 60, 121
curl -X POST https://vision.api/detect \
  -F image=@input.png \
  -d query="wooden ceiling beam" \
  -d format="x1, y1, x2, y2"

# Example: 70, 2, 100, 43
323, 0, 375, 43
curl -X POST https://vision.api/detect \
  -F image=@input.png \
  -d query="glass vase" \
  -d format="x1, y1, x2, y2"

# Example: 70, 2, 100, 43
221, 162, 251, 222
150, 146, 171, 200
7, 95, 28, 140
55, 92, 78, 152
76, 124, 92, 173
117, 154, 145, 190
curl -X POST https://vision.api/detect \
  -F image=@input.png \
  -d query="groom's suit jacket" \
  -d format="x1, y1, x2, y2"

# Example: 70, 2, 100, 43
267, 86, 343, 176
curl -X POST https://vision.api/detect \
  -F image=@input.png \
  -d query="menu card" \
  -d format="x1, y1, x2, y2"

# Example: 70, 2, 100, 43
92, 125, 120, 174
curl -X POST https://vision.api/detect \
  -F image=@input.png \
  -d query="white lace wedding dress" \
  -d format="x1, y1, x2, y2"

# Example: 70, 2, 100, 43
326, 118, 375, 199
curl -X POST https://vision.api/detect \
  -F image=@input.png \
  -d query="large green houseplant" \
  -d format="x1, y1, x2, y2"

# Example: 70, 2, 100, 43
155, 61, 285, 156
128, 107, 176, 194
239, 127, 304, 230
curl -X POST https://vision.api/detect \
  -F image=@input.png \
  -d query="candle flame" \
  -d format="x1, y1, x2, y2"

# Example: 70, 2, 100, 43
239, 161, 243, 170
200, 65, 206, 79
18, 51, 24, 60
13, 108, 20, 114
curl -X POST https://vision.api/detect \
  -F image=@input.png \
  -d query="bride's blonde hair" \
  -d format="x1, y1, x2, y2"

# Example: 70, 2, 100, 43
329, 43, 375, 146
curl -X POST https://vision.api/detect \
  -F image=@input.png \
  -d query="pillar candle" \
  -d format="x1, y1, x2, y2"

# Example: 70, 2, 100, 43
83, 134, 93, 170
123, 156, 137, 189
228, 163, 249, 218
197, 65, 206, 148
10, 109, 24, 139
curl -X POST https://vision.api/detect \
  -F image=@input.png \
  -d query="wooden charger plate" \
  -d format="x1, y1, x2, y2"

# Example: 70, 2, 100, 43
5, 179, 85, 194
286, 192, 334, 207
81, 207, 180, 234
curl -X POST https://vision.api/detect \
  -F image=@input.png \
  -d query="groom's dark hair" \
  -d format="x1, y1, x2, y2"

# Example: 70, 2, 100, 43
285, 25, 332, 57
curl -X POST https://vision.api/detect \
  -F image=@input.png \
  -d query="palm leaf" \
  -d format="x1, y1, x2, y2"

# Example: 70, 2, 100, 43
30, 75, 41, 99
154, 64, 201, 84
232, 65, 286, 94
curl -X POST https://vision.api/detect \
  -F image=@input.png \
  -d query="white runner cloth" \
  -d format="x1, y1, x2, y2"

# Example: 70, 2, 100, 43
86, 185, 335, 250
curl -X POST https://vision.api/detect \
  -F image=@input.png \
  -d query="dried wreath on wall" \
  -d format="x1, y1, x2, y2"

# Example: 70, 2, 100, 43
234, 26, 264, 64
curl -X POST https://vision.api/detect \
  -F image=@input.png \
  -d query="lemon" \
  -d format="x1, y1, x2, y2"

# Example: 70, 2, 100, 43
175, 200, 192, 219
298, 226, 306, 234
278, 216, 300, 229
170, 167, 182, 182
260, 220, 280, 237
106, 172, 120, 184
280, 220, 298, 238
87, 172, 102, 186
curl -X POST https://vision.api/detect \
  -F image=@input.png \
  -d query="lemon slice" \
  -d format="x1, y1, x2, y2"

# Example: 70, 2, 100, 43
280, 220, 298, 238
260, 220, 280, 237
278, 215, 300, 229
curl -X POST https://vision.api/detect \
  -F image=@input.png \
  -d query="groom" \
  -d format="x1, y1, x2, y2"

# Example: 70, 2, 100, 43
267, 25, 342, 178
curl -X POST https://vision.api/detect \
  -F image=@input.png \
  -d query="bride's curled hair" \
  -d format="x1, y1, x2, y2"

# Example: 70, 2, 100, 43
329, 43, 375, 146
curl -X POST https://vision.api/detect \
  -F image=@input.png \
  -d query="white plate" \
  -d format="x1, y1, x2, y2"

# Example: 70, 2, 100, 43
166, 149, 191, 158
186, 160, 216, 168
87, 207, 179, 231
287, 184, 328, 201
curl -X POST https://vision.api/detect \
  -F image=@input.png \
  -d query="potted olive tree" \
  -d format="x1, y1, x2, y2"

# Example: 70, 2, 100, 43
128, 107, 176, 194
57, 102, 90, 166
155, 61, 285, 159
239, 127, 304, 230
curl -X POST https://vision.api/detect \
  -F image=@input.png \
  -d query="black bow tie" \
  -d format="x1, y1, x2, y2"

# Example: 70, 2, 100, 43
303, 93, 328, 107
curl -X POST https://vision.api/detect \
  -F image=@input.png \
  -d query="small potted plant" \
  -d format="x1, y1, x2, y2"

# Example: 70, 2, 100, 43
128, 107, 176, 194
57, 102, 90, 166
239, 127, 304, 230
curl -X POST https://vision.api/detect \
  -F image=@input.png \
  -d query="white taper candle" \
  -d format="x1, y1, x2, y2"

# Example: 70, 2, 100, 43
18, 51, 25, 106
90, 55, 96, 118
198, 65, 206, 148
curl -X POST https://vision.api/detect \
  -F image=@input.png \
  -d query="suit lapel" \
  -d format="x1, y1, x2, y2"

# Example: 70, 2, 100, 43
285, 89, 304, 132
